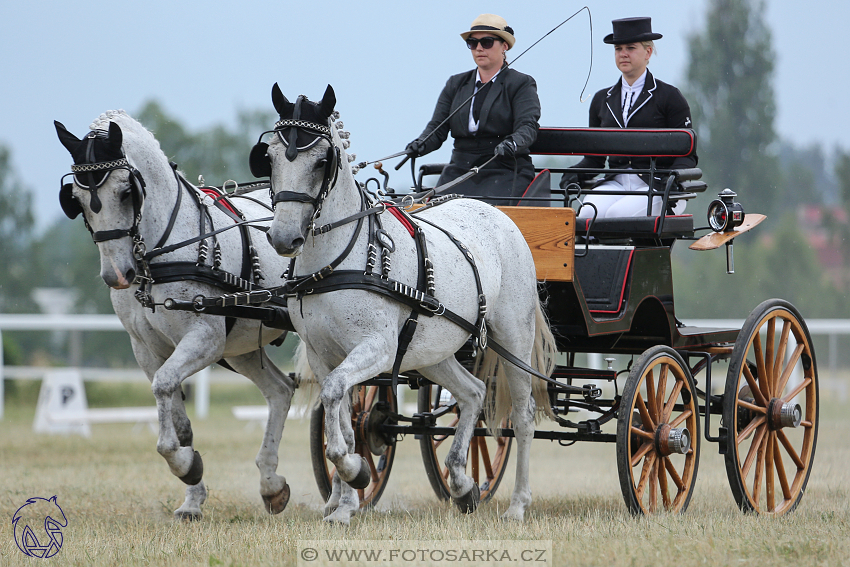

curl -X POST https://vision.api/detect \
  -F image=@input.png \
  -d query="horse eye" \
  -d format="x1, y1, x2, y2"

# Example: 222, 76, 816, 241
314, 159, 328, 171
119, 186, 133, 201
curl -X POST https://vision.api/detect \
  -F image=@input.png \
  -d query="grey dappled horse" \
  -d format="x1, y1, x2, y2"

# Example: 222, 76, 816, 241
55, 111, 295, 519
258, 84, 555, 523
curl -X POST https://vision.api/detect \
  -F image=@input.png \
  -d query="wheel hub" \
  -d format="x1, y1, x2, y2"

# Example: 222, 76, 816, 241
354, 403, 393, 456
655, 423, 691, 456
767, 398, 802, 430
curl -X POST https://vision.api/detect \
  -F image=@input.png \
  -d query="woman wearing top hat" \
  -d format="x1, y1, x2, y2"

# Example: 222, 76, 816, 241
405, 14, 541, 206
561, 17, 697, 218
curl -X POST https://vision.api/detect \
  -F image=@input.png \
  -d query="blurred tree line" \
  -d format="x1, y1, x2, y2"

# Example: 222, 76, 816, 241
0, 0, 848, 371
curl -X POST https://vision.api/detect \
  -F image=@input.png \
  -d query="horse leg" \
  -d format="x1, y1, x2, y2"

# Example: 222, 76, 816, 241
128, 336, 208, 520
149, 328, 222, 516
224, 349, 296, 514
318, 339, 394, 524
500, 365, 536, 521
417, 358, 486, 512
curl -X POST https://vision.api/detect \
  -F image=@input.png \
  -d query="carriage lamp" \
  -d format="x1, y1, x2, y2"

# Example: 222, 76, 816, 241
707, 189, 745, 233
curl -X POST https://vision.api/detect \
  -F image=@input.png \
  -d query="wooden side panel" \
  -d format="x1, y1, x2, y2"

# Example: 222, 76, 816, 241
497, 206, 575, 282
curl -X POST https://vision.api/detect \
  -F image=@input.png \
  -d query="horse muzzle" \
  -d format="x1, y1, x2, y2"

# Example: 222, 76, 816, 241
267, 227, 302, 257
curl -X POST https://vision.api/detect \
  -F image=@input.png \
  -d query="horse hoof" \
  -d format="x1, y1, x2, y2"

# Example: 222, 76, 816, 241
174, 509, 203, 521
348, 456, 372, 489
454, 483, 480, 514
178, 450, 204, 486
262, 483, 291, 515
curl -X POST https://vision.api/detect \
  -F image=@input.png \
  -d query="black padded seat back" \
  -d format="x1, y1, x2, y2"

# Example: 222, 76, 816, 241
530, 127, 697, 157
516, 169, 551, 206
574, 246, 634, 313
576, 214, 695, 239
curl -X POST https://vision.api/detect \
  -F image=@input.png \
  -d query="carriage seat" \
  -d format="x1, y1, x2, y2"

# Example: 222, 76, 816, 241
575, 214, 695, 239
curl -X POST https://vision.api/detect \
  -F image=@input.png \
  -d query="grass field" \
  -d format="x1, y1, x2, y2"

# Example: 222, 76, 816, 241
1, 382, 848, 567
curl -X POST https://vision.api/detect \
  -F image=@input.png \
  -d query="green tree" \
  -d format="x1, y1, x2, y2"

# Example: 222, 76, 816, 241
828, 149, 850, 288
136, 101, 274, 187
684, 0, 782, 216
0, 146, 36, 314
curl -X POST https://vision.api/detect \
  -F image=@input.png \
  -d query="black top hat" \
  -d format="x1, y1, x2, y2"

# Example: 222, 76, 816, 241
603, 17, 662, 45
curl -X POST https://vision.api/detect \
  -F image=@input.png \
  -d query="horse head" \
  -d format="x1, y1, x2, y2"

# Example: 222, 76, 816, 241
253, 83, 342, 256
55, 117, 147, 289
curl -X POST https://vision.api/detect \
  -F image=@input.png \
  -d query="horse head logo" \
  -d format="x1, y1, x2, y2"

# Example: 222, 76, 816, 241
12, 496, 68, 559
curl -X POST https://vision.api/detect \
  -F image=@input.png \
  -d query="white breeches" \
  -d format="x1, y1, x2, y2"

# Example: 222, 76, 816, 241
576, 173, 686, 219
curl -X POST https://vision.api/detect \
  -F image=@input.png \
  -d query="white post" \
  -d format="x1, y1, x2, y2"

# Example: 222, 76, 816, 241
0, 328, 4, 420
194, 366, 210, 420
587, 352, 602, 370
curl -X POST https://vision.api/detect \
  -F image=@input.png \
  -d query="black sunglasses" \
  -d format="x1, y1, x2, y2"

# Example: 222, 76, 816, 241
465, 36, 502, 50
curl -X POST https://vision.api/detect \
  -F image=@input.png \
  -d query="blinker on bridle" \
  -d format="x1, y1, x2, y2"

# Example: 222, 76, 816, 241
59, 131, 147, 243
251, 95, 341, 218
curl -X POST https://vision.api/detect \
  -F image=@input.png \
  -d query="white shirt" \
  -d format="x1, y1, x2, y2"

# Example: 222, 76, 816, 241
469, 68, 503, 133
621, 70, 647, 127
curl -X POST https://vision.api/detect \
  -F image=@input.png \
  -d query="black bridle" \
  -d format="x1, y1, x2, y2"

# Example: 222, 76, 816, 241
59, 131, 147, 243
249, 96, 342, 223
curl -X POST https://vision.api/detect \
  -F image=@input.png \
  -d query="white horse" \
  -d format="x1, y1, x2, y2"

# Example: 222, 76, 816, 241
55, 110, 296, 520
259, 84, 555, 523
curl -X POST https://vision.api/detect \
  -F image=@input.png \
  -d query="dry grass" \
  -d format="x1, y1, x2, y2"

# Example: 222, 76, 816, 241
1, 390, 848, 567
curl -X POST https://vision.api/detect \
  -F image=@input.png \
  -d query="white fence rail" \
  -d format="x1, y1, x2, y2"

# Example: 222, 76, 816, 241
2, 315, 850, 420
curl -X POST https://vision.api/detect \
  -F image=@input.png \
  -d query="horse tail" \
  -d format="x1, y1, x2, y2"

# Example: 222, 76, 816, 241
477, 295, 557, 437
292, 338, 321, 409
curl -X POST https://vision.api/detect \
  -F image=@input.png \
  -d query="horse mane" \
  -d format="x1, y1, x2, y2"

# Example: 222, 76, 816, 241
89, 110, 164, 157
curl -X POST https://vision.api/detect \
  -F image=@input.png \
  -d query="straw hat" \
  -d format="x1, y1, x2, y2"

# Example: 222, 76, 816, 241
460, 14, 515, 50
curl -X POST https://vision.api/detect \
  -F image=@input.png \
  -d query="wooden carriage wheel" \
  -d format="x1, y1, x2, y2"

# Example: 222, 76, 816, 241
417, 383, 512, 503
309, 384, 396, 509
616, 346, 700, 514
722, 299, 818, 515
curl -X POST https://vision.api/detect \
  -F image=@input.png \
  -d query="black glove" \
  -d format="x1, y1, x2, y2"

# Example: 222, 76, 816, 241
405, 139, 424, 158
559, 172, 580, 189
494, 139, 516, 158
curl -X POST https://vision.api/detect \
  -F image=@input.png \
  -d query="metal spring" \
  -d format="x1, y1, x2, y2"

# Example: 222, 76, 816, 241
198, 241, 208, 265
366, 243, 378, 272
213, 243, 222, 270
381, 249, 392, 278
425, 257, 436, 296
251, 246, 264, 282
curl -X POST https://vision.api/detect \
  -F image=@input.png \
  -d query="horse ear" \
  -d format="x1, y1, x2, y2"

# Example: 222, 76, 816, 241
107, 121, 123, 152
271, 83, 293, 116
55, 120, 81, 154
318, 85, 336, 119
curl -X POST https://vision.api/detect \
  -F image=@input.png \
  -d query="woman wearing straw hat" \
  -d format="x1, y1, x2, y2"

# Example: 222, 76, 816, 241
405, 14, 541, 206
560, 17, 697, 218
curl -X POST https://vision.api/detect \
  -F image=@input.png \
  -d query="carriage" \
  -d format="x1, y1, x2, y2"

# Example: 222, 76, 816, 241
297, 125, 818, 517
56, 93, 817, 521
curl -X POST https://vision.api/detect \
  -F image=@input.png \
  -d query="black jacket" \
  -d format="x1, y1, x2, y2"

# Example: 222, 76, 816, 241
415, 65, 541, 204
568, 70, 697, 183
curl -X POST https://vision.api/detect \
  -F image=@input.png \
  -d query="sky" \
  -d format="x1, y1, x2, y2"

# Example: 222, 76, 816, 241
0, 0, 845, 230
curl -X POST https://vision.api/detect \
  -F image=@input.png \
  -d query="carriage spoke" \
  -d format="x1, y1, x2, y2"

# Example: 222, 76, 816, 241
478, 434, 495, 480
364, 386, 377, 411
737, 415, 766, 445
635, 392, 656, 430
773, 320, 792, 395
365, 451, 378, 483
776, 429, 805, 470
663, 456, 685, 491
773, 433, 792, 501
648, 456, 659, 513
631, 426, 655, 441
775, 344, 804, 398
765, 430, 776, 511
753, 333, 770, 403
630, 440, 654, 468
751, 430, 768, 504
635, 451, 656, 502
738, 399, 767, 414
743, 363, 768, 407
742, 424, 767, 478
658, 456, 671, 510
782, 378, 812, 404
669, 408, 692, 429
656, 364, 669, 421
765, 318, 776, 397
662, 381, 683, 423
471, 435, 480, 484
645, 369, 658, 424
